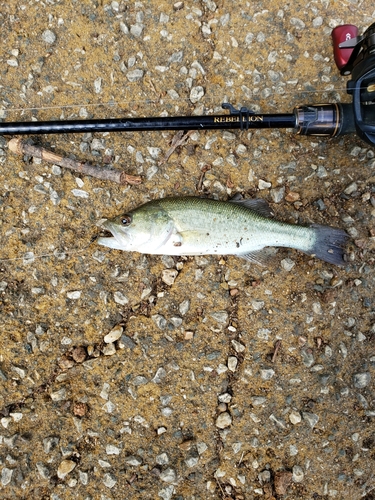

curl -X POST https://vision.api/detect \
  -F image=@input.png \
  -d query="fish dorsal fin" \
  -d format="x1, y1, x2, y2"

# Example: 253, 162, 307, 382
229, 196, 274, 218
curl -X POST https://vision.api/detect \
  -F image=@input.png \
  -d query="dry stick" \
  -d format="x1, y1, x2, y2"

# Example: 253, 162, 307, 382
271, 339, 282, 363
159, 130, 194, 166
8, 138, 142, 186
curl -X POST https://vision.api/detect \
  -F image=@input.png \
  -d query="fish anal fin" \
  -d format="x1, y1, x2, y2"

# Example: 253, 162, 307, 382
238, 251, 267, 266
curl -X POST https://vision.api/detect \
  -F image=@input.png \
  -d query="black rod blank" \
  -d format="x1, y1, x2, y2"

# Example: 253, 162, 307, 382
0, 113, 296, 135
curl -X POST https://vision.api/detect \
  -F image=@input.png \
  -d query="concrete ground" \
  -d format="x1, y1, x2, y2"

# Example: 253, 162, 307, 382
0, 1, 374, 499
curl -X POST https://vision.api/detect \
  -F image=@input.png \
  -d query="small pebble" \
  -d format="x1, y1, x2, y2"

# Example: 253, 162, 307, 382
231, 340, 245, 353
126, 69, 144, 82
50, 388, 66, 402
179, 439, 193, 451
281, 258, 295, 271
271, 186, 285, 203
160, 468, 177, 483
152, 367, 167, 384
302, 411, 319, 428
42, 29, 56, 44
43, 436, 59, 454
285, 191, 300, 202
103, 472, 117, 488
210, 310, 228, 324
125, 455, 142, 466
216, 411, 232, 429
106, 444, 121, 455
102, 343, 116, 356
73, 402, 88, 417
1, 467, 13, 486
152, 314, 167, 330
104, 325, 123, 343
190, 86, 205, 103
227, 356, 238, 372
251, 299, 264, 311
179, 299, 190, 315
217, 402, 227, 412
292, 465, 304, 483
185, 456, 199, 468
169, 316, 182, 328
58, 356, 75, 370
57, 460, 76, 479
156, 453, 169, 465
260, 368, 275, 380
36, 462, 51, 480
72, 346, 87, 363
353, 372, 371, 388
162, 269, 178, 286
258, 179, 272, 190
7, 58, 18, 67
274, 471, 292, 495
218, 393, 232, 403
133, 375, 148, 386
289, 410, 302, 425
344, 182, 358, 195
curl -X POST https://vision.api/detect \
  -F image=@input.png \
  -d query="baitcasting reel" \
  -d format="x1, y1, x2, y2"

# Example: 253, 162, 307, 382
332, 22, 375, 146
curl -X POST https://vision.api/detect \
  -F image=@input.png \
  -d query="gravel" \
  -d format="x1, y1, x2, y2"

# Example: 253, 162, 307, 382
1, 3, 373, 500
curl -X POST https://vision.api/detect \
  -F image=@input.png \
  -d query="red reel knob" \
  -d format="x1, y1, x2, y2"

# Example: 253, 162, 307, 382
331, 24, 358, 73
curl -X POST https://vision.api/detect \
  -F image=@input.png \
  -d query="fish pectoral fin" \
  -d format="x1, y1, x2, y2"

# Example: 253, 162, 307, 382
229, 196, 274, 218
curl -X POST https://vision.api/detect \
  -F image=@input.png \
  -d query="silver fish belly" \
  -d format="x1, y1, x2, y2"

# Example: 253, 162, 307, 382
97, 196, 349, 265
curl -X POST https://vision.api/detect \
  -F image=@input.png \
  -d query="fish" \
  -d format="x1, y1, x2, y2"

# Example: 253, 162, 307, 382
97, 196, 349, 265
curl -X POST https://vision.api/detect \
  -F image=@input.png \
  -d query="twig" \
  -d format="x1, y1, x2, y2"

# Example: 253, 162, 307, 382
271, 339, 282, 363
197, 164, 211, 191
159, 130, 194, 166
8, 138, 142, 186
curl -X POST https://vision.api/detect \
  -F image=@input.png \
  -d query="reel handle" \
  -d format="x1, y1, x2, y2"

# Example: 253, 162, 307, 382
331, 24, 359, 74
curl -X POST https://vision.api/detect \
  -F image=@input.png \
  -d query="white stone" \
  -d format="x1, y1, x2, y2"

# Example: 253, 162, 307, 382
216, 412, 232, 429
190, 86, 205, 103
162, 269, 178, 285
292, 465, 304, 483
227, 356, 238, 372
126, 69, 144, 82
258, 179, 271, 190
42, 29, 56, 44
289, 410, 302, 425
160, 468, 177, 483
104, 325, 123, 343
113, 291, 128, 305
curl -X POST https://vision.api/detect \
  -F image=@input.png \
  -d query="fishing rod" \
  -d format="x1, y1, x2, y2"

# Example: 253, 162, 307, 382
0, 23, 374, 146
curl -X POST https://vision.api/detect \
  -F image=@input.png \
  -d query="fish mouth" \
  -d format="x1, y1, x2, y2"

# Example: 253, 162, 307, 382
96, 222, 129, 250
98, 229, 114, 239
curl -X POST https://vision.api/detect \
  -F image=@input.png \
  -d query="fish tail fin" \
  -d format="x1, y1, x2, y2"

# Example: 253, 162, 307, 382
308, 224, 349, 265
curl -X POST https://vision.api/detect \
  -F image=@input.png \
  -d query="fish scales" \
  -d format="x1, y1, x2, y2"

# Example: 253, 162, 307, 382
154, 197, 314, 256
97, 196, 349, 265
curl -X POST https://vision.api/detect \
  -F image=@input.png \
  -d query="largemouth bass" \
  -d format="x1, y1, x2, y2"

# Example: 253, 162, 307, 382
97, 196, 349, 265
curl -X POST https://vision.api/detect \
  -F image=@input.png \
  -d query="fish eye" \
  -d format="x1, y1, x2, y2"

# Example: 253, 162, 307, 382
121, 214, 132, 226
